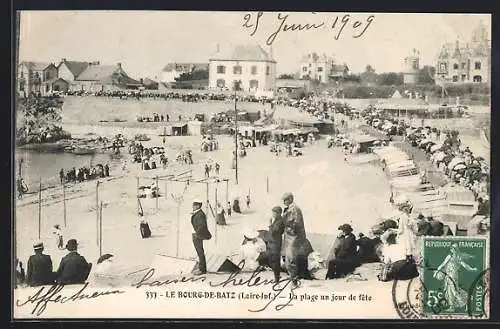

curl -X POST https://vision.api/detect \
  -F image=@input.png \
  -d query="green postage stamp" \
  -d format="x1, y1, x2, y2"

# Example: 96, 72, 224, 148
421, 237, 488, 318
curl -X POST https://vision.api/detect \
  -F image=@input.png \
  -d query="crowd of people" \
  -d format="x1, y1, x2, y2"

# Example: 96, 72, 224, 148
58, 163, 110, 184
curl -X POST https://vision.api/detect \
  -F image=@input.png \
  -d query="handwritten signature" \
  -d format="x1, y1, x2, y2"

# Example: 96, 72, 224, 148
132, 260, 299, 312
243, 12, 375, 46
16, 283, 125, 316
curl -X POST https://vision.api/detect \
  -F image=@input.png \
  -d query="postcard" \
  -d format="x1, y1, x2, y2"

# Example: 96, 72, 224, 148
13, 11, 491, 319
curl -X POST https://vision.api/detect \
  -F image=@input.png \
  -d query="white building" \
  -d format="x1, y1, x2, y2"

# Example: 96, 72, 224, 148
299, 53, 348, 83
208, 44, 276, 92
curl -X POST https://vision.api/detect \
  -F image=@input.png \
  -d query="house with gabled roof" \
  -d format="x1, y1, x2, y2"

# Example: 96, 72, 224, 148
208, 43, 277, 92
73, 62, 142, 92
57, 58, 91, 83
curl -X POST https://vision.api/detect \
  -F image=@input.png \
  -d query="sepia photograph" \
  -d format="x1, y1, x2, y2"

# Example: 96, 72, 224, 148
13, 11, 491, 319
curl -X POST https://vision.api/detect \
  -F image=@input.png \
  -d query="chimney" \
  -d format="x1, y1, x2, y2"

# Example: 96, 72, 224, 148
117, 63, 122, 70
269, 46, 274, 59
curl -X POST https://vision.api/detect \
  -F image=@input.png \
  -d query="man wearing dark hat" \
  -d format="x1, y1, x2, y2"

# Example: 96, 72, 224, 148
281, 192, 307, 284
326, 224, 360, 279
56, 239, 91, 285
268, 206, 285, 283
26, 241, 55, 287
191, 198, 212, 275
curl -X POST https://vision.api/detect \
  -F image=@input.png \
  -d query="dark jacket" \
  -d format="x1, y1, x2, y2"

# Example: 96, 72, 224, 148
56, 251, 91, 285
334, 233, 358, 261
191, 209, 212, 240
268, 216, 285, 255
27, 253, 54, 286
356, 236, 382, 263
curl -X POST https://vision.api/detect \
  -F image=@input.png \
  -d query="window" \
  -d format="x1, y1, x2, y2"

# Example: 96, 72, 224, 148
266, 66, 270, 75
318, 76, 322, 82
217, 65, 226, 74
233, 80, 242, 90
453, 63, 459, 70
439, 63, 447, 73
233, 65, 242, 75
473, 75, 482, 83
251, 66, 258, 75
216, 79, 225, 88
302, 66, 308, 72
461, 63, 466, 69
317, 67, 323, 72
461, 74, 466, 81
249, 80, 259, 89
452, 75, 458, 82
308, 63, 312, 67
475, 62, 481, 70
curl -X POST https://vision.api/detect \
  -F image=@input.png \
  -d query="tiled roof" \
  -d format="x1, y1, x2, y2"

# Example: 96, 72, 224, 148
209, 44, 275, 62
76, 65, 141, 85
60, 61, 90, 78
20, 61, 51, 71
162, 63, 208, 72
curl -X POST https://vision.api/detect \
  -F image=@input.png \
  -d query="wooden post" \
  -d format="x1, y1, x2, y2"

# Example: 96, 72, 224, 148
136, 176, 140, 213
155, 175, 159, 209
214, 183, 218, 244
38, 180, 42, 240
99, 201, 103, 257
205, 182, 209, 218
176, 202, 180, 258
266, 176, 269, 193
63, 183, 67, 227
225, 179, 229, 207
96, 181, 100, 246
165, 180, 168, 199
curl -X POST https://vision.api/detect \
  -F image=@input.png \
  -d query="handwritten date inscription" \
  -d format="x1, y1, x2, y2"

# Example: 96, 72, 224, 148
243, 12, 375, 45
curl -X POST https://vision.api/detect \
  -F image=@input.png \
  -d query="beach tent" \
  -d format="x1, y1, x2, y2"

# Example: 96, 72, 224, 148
389, 176, 422, 189
171, 123, 188, 136
391, 90, 402, 99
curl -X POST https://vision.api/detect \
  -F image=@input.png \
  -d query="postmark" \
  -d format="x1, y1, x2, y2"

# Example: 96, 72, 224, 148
392, 237, 489, 320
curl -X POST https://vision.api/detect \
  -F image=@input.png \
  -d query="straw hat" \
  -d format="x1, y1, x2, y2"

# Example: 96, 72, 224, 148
243, 228, 259, 240
33, 241, 44, 250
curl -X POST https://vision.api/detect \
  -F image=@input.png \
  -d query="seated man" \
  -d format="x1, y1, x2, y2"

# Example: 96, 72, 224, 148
26, 241, 54, 287
356, 233, 382, 264
326, 224, 360, 279
56, 239, 92, 285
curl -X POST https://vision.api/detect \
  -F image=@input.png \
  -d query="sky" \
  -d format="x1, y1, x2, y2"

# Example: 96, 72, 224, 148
18, 11, 491, 79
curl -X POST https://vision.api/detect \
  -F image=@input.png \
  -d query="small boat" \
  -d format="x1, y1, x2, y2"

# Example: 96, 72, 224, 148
72, 146, 96, 155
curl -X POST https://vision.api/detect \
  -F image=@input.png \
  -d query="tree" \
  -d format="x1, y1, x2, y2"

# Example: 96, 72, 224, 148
278, 73, 295, 79
378, 72, 404, 85
174, 70, 209, 82
343, 74, 361, 83
417, 65, 436, 85
361, 65, 378, 85
365, 65, 376, 73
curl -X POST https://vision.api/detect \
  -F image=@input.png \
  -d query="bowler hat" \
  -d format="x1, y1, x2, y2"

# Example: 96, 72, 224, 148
66, 239, 78, 251
338, 224, 353, 234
